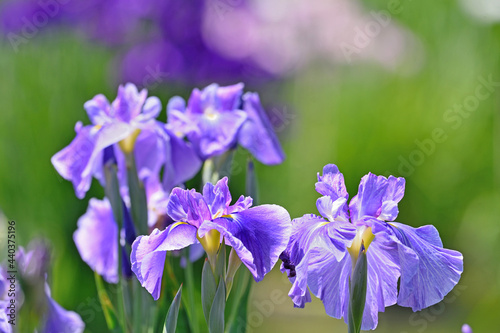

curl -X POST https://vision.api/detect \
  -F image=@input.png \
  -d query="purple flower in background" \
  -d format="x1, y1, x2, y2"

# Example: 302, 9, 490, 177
167, 83, 285, 164
74, 198, 119, 284
131, 177, 291, 299
41, 284, 85, 333
6, 243, 85, 333
462, 324, 473, 333
282, 164, 463, 330
51, 83, 200, 199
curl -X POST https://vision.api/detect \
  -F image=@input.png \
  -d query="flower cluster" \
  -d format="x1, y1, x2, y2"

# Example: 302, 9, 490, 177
281, 164, 464, 330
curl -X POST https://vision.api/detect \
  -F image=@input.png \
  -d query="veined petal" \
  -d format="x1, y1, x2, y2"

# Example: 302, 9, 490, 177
198, 204, 291, 281
228, 195, 253, 214
389, 222, 464, 311
315, 164, 349, 221
202, 177, 232, 217
167, 188, 211, 228
359, 234, 400, 330
238, 92, 285, 165
349, 173, 389, 223
131, 223, 198, 300
73, 198, 118, 284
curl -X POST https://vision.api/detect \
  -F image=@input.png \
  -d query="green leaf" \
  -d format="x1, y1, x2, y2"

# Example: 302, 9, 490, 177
163, 285, 183, 333
94, 272, 123, 333
225, 268, 252, 333
348, 245, 368, 333
209, 278, 226, 333
104, 163, 123, 228
125, 152, 148, 235
202, 259, 217, 324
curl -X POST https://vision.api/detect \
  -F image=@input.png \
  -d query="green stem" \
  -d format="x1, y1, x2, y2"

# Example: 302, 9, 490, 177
184, 249, 200, 333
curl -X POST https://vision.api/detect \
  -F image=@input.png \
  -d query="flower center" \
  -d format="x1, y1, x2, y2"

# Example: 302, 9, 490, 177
204, 107, 219, 121
118, 128, 141, 154
347, 226, 375, 264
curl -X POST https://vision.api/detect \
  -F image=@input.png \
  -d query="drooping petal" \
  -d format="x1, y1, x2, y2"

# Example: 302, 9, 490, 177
358, 234, 401, 330
283, 213, 355, 312
73, 198, 118, 284
42, 284, 85, 333
315, 164, 349, 221
349, 173, 389, 223
163, 127, 202, 191
0, 300, 12, 333
51, 123, 99, 199
238, 92, 285, 165
388, 222, 464, 311
131, 223, 198, 300
198, 204, 291, 281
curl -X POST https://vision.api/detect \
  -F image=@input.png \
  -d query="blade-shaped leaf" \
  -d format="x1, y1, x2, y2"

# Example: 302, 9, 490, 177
125, 152, 148, 236
202, 259, 217, 324
209, 279, 226, 333
348, 246, 368, 333
245, 159, 259, 204
163, 285, 183, 333
94, 272, 123, 333
225, 268, 252, 333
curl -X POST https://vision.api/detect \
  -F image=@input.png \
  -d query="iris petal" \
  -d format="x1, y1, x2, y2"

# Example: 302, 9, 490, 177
198, 204, 291, 281
131, 223, 198, 299
389, 222, 463, 311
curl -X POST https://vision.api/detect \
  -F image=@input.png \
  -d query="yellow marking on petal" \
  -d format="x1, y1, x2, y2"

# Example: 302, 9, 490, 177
169, 221, 188, 230
347, 226, 375, 265
318, 221, 330, 227
204, 107, 219, 121
118, 128, 141, 154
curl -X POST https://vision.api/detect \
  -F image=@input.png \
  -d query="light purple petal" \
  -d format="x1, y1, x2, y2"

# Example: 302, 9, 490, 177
83, 94, 112, 125
51, 123, 100, 199
112, 83, 148, 122
379, 176, 405, 221
42, 284, 85, 333
217, 83, 244, 111
389, 222, 464, 311
202, 177, 232, 218
349, 173, 389, 223
228, 195, 253, 214
166, 188, 211, 228
131, 223, 198, 300
191, 109, 247, 159
0, 300, 12, 333
238, 92, 285, 165
315, 164, 349, 221
198, 204, 291, 281
162, 127, 202, 191
74, 198, 118, 284
135, 96, 162, 123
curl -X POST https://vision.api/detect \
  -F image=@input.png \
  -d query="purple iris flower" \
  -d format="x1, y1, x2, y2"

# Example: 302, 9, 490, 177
41, 284, 85, 333
167, 83, 285, 164
131, 177, 291, 300
282, 164, 463, 330
51, 83, 200, 199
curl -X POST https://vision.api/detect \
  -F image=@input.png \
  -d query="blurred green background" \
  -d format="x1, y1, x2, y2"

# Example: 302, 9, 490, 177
1, 0, 499, 332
